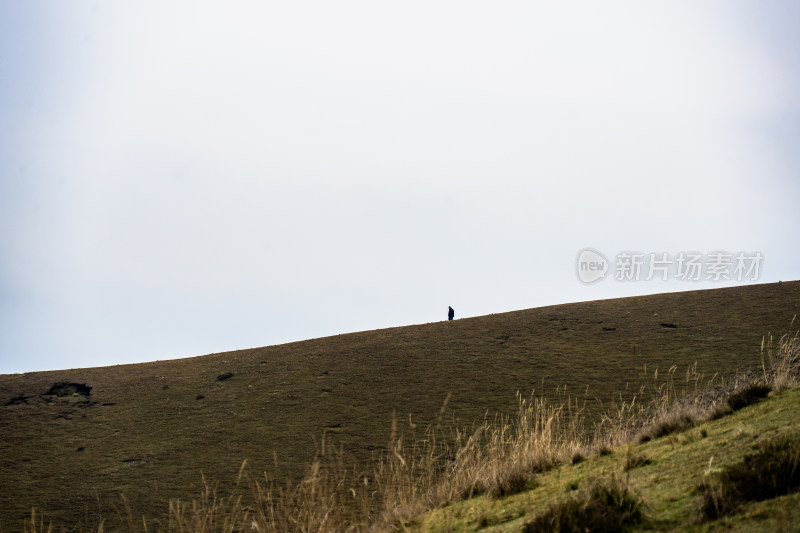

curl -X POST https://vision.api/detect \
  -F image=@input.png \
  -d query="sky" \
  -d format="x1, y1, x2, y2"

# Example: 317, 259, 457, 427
1, 1, 798, 374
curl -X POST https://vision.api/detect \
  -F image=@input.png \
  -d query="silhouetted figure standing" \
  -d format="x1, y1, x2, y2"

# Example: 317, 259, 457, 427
448, 306, 455, 321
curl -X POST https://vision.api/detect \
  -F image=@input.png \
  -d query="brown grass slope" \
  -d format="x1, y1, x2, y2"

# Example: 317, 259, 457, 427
0, 281, 798, 530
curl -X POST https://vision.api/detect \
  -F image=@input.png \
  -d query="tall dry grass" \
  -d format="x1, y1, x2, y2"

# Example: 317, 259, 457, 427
373, 392, 586, 527
24, 322, 800, 532
761, 317, 800, 392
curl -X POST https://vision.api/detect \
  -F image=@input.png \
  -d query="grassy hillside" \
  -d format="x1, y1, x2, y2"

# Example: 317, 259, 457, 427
0, 281, 798, 530
415, 383, 800, 532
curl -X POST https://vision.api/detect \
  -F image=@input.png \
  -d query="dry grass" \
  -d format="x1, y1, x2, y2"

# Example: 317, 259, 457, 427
761, 318, 800, 392
22, 510, 56, 533
379, 393, 584, 519
121, 394, 584, 532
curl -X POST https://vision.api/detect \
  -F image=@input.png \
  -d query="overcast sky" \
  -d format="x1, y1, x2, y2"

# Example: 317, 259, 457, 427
1, 1, 798, 374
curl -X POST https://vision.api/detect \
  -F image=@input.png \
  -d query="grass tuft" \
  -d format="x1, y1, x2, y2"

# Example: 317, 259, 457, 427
637, 409, 697, 443
487, 469, 533, 499
523, 478, 644, 533
699, 434, 800, 521
727, 382, 772, 411
570, 451, 585, 465
623, 453, 651, 472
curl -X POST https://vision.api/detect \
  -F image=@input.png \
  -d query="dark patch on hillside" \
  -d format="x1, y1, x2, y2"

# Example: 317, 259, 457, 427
41, 383, 93, 411
45, 382, 92, 398
5, 394, 29, 406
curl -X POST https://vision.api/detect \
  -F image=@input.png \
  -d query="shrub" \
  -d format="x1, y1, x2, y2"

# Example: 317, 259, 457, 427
470, 462, 544, 500
652, 412, 695, 439
524, 478, 644, 533
637, 410, 696, 443
709, 403, 732, 420
571, 452, 585, 465
727, 383, 771, 412
489, 470, 532, 499
700, 435, 800, 520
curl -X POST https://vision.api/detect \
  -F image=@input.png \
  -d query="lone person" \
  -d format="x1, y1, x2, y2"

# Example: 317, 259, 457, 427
448, 306, 455, 321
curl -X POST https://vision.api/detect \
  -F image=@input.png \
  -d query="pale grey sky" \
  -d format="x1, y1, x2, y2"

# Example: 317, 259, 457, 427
1, 1, 798, 374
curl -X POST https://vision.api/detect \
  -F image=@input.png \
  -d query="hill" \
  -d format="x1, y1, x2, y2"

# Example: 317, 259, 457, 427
0, 281, 798, 530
